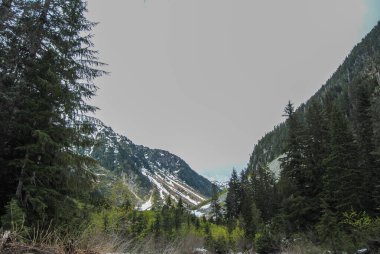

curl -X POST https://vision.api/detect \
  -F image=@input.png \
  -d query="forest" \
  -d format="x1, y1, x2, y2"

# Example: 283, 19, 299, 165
1, 0, 380, 253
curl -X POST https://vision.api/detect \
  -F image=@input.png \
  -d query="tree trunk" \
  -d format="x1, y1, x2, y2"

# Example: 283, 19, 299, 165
15, 153, 29, 201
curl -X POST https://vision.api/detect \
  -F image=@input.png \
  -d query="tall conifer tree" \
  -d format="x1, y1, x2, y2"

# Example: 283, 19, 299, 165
279, 101, 309, 231
353, 78, 380, 214
225, 169, 241, 221
322, 105, 363, 213
0, 0, 105, 228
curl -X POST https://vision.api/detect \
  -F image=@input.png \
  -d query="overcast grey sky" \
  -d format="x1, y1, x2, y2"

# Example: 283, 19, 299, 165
86, 0, 380, 180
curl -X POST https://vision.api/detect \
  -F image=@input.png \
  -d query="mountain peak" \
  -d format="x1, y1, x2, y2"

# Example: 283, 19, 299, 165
86, 120, 214, 209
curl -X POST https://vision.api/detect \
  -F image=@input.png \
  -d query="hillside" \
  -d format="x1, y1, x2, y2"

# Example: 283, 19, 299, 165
2, 1, 380, 253
82, 120, 214, 208
247, 21, 380, 174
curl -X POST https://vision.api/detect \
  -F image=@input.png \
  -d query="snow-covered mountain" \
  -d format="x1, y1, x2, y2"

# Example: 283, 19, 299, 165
83, 120, 214, 209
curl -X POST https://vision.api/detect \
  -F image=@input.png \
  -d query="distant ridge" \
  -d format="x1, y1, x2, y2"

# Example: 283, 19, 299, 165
84, 120, 214, 208
247, 21, 380, 174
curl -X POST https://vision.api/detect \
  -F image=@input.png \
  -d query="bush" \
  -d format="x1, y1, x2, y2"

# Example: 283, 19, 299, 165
205, 235, 228, 254
254, 228, 279, 254
283, 234, 324, 254
1, 199, 27, 234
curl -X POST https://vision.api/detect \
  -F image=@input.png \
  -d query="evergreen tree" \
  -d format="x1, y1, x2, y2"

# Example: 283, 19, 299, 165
151, 188, 161, 211
165, 195, 173, 208
152, 211, 161, 237
0, 0, 105, 229
280, 101, 306, 193
240, 171, 259, 238
210, 183, 222, 224
371, 77, 380, 209
174, 198, 184, 230
322, 105, 363, 213
371, 77, 380, 157
161, 196, 174, 235
353, 78, 380, 214
279, 101, 309, 231
225, 169, 241, 222
251, 165, 277, 222
301, 100, 329, 224
316, 200, 342, 254
161, 204, 172, 235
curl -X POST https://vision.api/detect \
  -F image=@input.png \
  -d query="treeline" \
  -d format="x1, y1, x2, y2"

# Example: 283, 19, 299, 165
0, 0, 104, 233
233, 21, 380, 253
83, 182, 245, 253
223, 75, 380, 252
248, 21, 380, 175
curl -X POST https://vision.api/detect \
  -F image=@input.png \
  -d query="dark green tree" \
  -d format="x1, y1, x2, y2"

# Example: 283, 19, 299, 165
300, 100, 329, 224
174, 198, 184, 230
152, 211, 161, 237
322, 105, 363, 213
279, 101, 309, 232
225, 169, 241, 224
239, 171, 259, 238
371, 77, 380, 208
151, 189, 161, 211
251, 165, 277, 222
161, 196, 173, 235
352, 78, 380, 214
210, 183, 222, 224
316, 200, 342, 254
0, 0, 105, 229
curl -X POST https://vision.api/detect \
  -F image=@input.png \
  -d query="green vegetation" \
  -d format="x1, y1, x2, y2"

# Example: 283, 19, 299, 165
233, 75, 380, 252
1, 0, 380, 253
222, 77, 380, 252
0, 0, 104, 234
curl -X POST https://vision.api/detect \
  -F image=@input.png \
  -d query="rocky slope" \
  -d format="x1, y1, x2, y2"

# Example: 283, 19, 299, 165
83, 120, 214, 208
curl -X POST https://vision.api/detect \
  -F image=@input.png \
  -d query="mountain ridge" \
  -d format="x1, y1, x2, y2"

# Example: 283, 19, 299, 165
83, 119, 214, 208
247, 21, 380, 175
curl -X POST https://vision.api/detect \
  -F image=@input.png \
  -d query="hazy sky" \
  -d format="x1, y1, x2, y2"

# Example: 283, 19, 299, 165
86, 0, 380, 180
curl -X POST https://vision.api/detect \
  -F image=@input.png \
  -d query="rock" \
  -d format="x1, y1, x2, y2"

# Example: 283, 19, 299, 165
0, 230, 11, 252
193, 247, 208, 253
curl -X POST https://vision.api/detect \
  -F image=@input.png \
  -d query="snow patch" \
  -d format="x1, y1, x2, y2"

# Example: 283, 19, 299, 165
138, 196, 153, 211
192, 210, 205, 217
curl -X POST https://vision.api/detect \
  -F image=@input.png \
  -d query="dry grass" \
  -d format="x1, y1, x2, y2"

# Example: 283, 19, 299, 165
1, 230, 100, 254
281, 241, 324, 254
78, 230, 205, 254
1, 228, 206, 254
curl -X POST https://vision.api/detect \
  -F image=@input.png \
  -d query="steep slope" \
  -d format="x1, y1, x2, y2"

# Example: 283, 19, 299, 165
83, 120, 213, 208
247, 21, 380, 174
192, 190, 228, 218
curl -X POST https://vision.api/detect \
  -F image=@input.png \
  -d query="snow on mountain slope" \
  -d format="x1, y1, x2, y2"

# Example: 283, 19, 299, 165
137, 167, 207, 210
81, 119, 214, 210
267, 154, 285, 180
138, 193, 153, 211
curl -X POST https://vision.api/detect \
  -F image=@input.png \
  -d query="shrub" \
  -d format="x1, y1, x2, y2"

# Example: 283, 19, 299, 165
254, 228, 279, 254
1, 199, 27, 234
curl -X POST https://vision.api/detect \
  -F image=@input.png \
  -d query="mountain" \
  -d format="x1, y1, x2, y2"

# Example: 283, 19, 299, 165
247, 21, 380, 175
82, 119, 214, 209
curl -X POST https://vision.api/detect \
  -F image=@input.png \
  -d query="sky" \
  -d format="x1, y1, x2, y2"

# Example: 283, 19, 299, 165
86, 0, 380, 181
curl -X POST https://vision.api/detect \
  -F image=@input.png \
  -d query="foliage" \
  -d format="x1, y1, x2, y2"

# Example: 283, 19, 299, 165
254, 228, 279, 254
210, 183, 223, 224
1, 199, 27, 234
0, 0, 104, 231
228, 21, 380, 253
